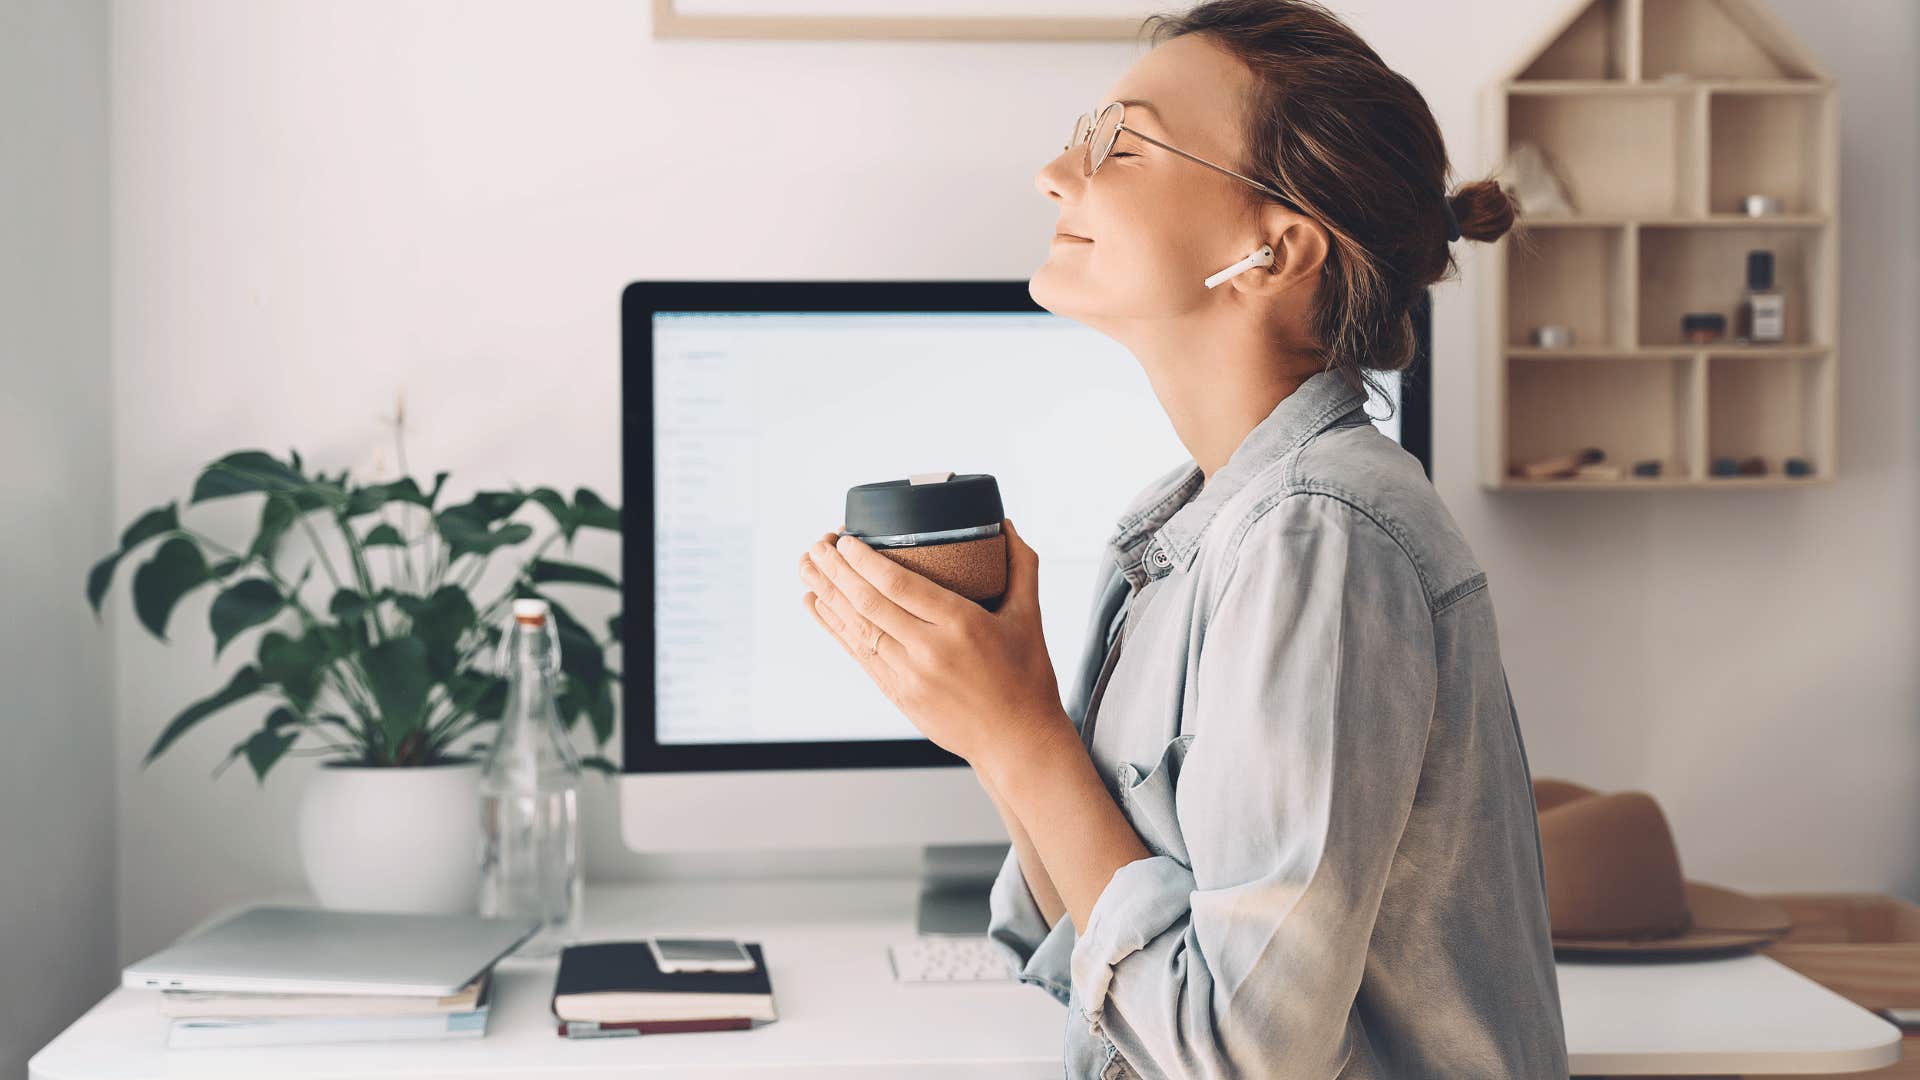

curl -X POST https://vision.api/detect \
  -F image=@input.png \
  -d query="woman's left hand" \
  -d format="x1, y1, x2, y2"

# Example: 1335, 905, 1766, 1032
798, 518, 1073, 770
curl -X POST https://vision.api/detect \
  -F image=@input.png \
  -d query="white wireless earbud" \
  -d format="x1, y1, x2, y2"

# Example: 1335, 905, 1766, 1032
1204, 244, 1274, 289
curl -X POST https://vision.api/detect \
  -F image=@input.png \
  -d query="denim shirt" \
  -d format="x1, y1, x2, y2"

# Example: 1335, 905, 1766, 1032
986, 368, 1569, 1079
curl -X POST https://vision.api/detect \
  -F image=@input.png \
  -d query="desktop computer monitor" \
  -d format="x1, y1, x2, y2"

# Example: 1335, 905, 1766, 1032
620, 281, 1431, 931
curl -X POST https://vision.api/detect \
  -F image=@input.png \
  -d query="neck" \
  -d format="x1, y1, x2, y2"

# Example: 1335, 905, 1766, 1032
1104, 308, 1322, 483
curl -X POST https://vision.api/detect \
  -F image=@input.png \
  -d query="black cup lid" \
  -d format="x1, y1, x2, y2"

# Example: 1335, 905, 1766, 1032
844, 472, 1002, 537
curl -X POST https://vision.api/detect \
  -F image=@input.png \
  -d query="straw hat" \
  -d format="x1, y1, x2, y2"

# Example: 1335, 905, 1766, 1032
1535, 778, 1792, 956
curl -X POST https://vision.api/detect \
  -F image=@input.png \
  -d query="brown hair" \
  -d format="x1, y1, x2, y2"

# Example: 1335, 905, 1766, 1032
1140, 0, 1519, 401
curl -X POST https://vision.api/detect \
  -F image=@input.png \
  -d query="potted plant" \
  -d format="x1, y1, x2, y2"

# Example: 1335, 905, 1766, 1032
86, 411, 622, 913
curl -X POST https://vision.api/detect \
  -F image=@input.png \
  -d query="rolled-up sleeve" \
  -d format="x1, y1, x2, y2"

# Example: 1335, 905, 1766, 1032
987, 841, 1075, 1005
1067, 492, 1438, 1078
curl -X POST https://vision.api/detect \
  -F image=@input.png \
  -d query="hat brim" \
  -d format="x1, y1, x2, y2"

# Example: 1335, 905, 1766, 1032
1551, 882, 1793, 957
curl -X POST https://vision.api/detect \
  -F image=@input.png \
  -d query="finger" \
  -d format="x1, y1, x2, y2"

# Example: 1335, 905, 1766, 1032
802, 591, 860, 661
999, 518, 1039, 613
810, 534, 932, 642
829, 532, 961, 625
805, 590, 907, 677
801, 547, 898, 662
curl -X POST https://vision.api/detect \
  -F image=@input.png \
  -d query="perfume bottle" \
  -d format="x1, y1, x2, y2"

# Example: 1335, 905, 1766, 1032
1736, 250, 1785, 345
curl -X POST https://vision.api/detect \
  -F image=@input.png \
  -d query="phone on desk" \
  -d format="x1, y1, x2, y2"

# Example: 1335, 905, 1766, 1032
647, 936, 757, 974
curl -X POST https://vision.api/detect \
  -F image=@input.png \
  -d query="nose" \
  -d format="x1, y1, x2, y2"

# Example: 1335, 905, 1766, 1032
1034, 144, 1082, 203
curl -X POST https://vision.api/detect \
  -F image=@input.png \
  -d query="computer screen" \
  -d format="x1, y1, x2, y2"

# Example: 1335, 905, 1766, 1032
622, 282, 1430, 773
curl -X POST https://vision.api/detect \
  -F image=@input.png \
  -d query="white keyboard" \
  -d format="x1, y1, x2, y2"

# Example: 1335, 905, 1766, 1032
888, 936, 1017, 984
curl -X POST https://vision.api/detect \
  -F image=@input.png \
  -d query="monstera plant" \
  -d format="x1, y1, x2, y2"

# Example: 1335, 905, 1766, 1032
86, 448, 624, 780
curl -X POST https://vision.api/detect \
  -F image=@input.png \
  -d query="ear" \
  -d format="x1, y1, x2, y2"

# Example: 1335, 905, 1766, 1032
1230, 209, 1329, 295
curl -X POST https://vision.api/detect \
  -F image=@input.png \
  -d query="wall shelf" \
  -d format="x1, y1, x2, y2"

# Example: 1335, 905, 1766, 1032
1482, 0, 1838, 491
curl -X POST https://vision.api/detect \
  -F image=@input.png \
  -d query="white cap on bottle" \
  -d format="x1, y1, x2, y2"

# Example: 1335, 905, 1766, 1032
513, 598, 550, 624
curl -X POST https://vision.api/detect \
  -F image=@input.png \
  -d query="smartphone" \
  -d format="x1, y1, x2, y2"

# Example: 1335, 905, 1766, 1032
647, 936, 756, 974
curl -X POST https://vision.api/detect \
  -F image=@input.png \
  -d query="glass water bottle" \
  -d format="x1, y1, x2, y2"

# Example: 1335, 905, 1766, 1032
478, 597, 583, 956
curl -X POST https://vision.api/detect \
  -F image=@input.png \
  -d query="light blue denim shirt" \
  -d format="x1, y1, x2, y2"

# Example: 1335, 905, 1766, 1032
987, 368, 1568, 1079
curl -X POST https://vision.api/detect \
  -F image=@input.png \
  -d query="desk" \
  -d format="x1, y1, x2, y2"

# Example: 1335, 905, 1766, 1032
32, 877, 1903, 1078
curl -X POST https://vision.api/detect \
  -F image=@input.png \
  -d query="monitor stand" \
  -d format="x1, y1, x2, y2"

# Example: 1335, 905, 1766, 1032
915, 842, 1009, 935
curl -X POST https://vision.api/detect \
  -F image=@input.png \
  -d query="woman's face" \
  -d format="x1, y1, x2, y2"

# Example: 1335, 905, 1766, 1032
1031, 34, 1295, 326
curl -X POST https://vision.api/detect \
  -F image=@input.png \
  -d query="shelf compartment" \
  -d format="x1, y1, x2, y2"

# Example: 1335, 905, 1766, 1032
1708, 89, 1834, 215
1517, 0, 1632, 81
1637, 224, 1828, 347
1508, 92, 1699, 216
1506, 353, 1700, 482
1506, 225, 1633, 349
1704, 350, 1832, 480
1642, 0, 1823, 82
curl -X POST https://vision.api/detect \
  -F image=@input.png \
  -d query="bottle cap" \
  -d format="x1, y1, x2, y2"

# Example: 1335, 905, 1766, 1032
1746, 250, 1775, 290
513, 598, 550, 625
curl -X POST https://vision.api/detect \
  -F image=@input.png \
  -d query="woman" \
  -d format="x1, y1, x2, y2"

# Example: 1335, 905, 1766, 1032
797, 1, 1567, 1076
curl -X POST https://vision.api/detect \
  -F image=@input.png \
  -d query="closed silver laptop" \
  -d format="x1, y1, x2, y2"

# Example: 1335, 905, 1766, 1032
122, 905, 541, 996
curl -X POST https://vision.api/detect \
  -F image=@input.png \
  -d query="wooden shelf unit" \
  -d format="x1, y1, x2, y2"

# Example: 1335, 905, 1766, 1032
1481, 0, 1839, 491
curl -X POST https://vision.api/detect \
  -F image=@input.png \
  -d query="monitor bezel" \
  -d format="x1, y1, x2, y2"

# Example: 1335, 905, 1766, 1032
620, 280, 1432, 774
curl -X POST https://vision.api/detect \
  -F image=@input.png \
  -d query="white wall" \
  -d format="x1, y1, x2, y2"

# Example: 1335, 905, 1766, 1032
0, 0, 118, 1069
107, 0, 1920, 964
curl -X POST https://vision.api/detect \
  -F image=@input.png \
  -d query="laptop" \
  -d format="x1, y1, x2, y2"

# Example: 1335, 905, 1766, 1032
123, 906, 542, 996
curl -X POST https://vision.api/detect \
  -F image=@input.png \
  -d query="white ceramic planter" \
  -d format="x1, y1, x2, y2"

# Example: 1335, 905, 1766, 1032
296, 760, 483, 914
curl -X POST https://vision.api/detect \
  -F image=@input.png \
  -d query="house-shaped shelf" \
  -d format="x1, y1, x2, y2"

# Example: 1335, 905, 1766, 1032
1480, 0, 1838, 490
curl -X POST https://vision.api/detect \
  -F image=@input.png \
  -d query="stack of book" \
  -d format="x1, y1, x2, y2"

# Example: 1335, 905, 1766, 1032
120, 905, 539, 1051
161, 975, 493, 1049
551, 942, 776, 1038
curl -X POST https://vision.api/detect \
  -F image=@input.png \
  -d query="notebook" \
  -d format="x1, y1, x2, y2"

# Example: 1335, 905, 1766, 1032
551, 942, 776, 1027
166, 976, 493, 1048
124, 905, 539, 996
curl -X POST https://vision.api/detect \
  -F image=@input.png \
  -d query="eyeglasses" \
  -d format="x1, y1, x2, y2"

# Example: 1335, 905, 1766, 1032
1067, 101, 1305, 215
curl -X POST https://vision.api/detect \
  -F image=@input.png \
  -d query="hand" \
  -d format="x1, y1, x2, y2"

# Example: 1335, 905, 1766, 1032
797, 518, 1072, 769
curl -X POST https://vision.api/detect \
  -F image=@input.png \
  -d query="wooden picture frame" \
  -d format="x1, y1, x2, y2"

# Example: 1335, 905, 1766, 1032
650, 0, 1152, 40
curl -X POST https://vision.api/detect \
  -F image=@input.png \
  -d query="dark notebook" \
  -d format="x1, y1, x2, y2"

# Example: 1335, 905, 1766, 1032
551, 942, 775, 1027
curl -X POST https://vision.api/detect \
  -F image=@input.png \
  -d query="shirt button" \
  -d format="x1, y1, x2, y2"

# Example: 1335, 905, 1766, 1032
1151, 547, 1171, 568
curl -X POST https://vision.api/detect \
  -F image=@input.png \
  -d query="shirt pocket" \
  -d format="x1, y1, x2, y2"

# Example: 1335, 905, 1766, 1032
1113, 733, 1196, 866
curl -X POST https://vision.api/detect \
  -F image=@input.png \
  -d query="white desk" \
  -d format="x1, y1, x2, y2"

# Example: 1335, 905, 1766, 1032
32, 877, 1903, 1078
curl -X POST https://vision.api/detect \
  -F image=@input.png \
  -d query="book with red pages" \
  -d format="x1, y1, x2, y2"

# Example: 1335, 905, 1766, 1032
556, 1016, 756, 1039
550, 941, 775, 1031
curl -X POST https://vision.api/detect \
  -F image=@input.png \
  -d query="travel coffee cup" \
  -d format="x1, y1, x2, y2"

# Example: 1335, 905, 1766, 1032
840, 471, 1007, 608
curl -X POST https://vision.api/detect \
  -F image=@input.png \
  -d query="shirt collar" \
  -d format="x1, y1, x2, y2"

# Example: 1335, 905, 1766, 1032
1108, 368, 1371, 581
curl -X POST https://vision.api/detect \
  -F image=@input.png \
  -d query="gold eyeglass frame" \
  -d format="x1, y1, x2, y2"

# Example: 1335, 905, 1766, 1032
1068, 101, 1306, 215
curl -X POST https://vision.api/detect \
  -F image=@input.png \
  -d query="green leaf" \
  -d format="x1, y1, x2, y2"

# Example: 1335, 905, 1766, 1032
435, 504, 533, 561
585, 674, 615, 746
122, 502, 183, 551
535, 593, 605, 688
238, 725, 299, 783
579, 755, 618, 775
257, 630, 331, 708
608, 613, 623, 641
345, 478, 431, 519
529, 559, 617, 590
426, 471, 450, 509
208, 557, 246, 579
396, 586, 476, 679
361, 637, 431, 750
573, 487, 620, 532
472, 490, 529, 520
145, 665, 264, 765
528, 487, 577, 543
209, 578, 285, 657
86, 503, 181, 615
249, 495, 297, 561
132, 537, 211, 640
361, 523, 406, 548
192, 451, 311, 503
329, 587, 369, 622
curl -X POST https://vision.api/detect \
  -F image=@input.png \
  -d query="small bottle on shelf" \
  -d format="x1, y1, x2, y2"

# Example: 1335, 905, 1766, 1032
1736, 250, 1785, 345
